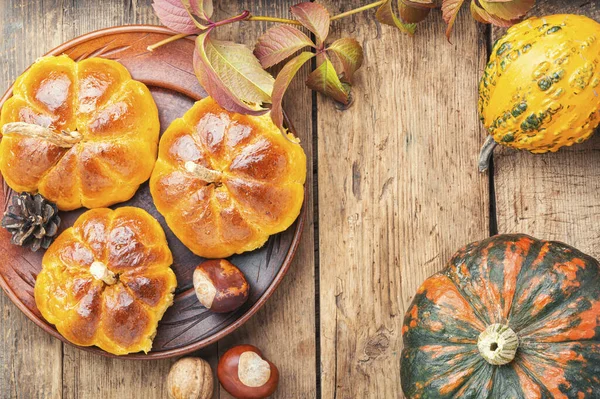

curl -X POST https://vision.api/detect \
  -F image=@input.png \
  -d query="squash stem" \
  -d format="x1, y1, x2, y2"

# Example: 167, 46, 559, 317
478, 135, 498, 173
477, 324, 519, 365
2, 122, 82, 148
185, 161, 222, 183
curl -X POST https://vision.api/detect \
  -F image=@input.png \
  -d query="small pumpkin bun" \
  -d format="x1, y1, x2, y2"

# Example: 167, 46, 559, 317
34, 207, 177, 355
0, 55, 159, 210
150, 97, 306, 259
480, 15, 600, 153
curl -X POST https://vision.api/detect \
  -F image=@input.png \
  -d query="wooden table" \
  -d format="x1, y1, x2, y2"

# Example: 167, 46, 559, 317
1, 0, 597, 398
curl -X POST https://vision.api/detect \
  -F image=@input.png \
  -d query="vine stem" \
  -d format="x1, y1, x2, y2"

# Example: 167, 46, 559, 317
331, 0, 386, 21
247, 16, 301, 25
147, 1, 387, 51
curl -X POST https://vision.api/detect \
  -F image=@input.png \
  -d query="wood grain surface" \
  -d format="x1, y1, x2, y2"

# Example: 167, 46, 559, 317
493, 1, 600, 261
317, 2, 488, 397
0, 0, 595, 398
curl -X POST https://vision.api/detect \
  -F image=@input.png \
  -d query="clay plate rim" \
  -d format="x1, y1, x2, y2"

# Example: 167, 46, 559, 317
0, 24, 306, 360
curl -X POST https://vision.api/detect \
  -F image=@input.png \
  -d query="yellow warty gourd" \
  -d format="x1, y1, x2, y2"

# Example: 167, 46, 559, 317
478, 14, 600, 171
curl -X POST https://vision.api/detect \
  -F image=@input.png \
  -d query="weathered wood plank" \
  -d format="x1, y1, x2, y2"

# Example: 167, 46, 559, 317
0, 1, 66, 397
316, 3, 489, 398
493, 0, 600, 261
214, 1, 317, 398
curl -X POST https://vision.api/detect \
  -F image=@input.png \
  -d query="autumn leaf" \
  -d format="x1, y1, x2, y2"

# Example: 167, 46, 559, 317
271, 51, 315, 131
327, 38, 364, 83
478, 0, 534, 21
254, 25, 316, 69
152, 0, 215, 33
290, 2, 331, 44
306, 58, 350, 105
470, 1, 515, 27
153, 0, 204, 34
193, 31, 273, 115
376, 0, 417, 35
399, 0, 432, 23
441, 0, 466, 40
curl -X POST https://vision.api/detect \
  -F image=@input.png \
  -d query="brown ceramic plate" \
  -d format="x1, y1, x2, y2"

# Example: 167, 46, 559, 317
0, 26, 305, 359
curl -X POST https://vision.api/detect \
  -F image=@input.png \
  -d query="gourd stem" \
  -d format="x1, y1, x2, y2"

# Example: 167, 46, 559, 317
185, 161, 222, 183
90, 261, 117, 285
477, 324, 519, 366
2, 122, 82, 148
478, 135, 498, 173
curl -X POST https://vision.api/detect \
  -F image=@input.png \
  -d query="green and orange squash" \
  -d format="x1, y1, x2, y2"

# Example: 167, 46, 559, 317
478, 15, 600, 171
401, 234, 600, 398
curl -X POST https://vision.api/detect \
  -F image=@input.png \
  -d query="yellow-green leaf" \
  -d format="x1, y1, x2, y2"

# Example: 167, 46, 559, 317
376, 0, 417, 35
306, 58, 350, 105
479, 0, 534, 21
327, 38, 364, 83
271, 52, 315, 131
193, 31, 271, 115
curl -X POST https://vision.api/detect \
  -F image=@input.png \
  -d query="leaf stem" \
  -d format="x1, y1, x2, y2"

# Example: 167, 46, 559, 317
247, 15, 302, 25
147, 33, 190, 51
330, 0, 386, 21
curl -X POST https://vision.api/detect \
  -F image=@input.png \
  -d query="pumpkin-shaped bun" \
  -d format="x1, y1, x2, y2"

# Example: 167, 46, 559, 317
150, 97, 306, 258
34, 207, 176, 355
0, 55, 159, 210
401, 234, 600, 398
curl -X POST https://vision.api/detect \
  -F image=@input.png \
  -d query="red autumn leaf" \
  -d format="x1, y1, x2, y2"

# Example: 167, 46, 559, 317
153, 0, 203, 34
327, 38, 364, 83
441, 0, 466, 40
306, 58, 350, 105
271, 51, 315, 131
376, 0, 417, 35
152, 0, 213, 33
254, 25, 316, 69
193, 31, 273, 115
290, 2, 331, 44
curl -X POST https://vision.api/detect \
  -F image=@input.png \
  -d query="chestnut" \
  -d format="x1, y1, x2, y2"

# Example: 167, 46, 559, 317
167, 357, 214, 399
217, 345, 279, 399
193, 259, 249, 313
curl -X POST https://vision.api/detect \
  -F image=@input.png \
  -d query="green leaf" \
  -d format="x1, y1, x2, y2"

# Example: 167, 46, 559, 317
306, 58, 350, 105
479, 0, 534, 21
470, 1, 515, 27
254, 25, 316, 69
327, 38, 364, 83
290, 2, 331, 44
376, 0, 417, 35
441, 0, 466, 40
271, 51, 315, 131
193, 31, 272, 115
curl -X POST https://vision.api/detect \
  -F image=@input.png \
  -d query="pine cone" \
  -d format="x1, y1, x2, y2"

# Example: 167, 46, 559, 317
2, 192, 61, 251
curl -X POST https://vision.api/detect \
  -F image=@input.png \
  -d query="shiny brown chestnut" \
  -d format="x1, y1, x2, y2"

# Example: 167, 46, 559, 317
193, 259, 249, 313
217, 345, 279, 399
